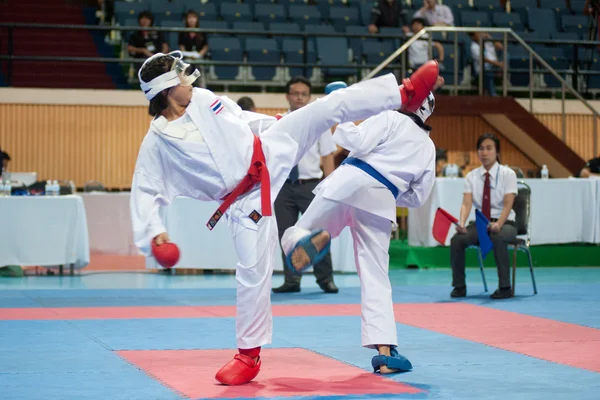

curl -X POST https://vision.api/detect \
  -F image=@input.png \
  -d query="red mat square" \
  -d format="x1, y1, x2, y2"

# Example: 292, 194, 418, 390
117, 348, 422, 399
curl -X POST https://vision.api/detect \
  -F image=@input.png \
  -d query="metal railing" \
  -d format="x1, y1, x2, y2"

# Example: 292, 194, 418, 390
365, 26, 599, 156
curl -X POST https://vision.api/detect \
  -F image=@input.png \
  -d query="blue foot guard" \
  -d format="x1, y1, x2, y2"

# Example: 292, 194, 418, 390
285, 229, 331, 275
371, 347, 413, 374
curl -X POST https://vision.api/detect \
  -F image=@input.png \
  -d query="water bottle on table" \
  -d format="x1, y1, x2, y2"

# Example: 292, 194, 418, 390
541, 165, 549, 179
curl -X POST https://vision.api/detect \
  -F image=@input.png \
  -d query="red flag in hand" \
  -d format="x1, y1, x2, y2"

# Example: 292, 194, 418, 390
432, 207, 459, 245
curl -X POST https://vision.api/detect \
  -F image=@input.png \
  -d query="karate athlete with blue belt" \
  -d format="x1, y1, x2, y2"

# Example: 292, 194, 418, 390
130, 51, 440, 385
281, 74, 444, 375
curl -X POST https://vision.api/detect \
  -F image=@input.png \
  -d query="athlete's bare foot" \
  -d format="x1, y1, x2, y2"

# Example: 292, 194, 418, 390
291, 231, 331, 271
377, 345, 399, 374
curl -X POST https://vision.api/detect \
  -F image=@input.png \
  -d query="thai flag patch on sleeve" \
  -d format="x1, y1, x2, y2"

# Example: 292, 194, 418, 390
210, 98, 224, 115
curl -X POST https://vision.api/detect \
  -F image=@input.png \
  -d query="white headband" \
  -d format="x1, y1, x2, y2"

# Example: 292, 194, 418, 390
138, 51, 200, 100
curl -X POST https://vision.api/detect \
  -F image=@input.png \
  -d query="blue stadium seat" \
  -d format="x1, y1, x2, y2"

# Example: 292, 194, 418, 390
246, 38, 280, 81
345, 25, 374, 61
184, 3, 218, 21
114, 2, 147, 26
209, 37, 243, 80
378, 27, 404, 49
460, 11, 491, 27
359, 3, 373, 26
281, 38, 317, 78
551, 32, 581, 41
149, 1, 185, 24
233, 21, 268, 39
561, 15, 589, 37
540, 0, 571, 15
569, 0, 587, 14
313, 0, 349, 19
527, 9, 557, 39
492, 12, 524, 32
288, 5, 323, 28
440, 43, 464, 87
160, 20, 181, 52
221, 3, 253, 23
316, 37, 355, 77
269, 22, 301, 46
201, 21, 231, 38
474, 0, 502, 12
303, 24, 336, 35
362, 41, 395, 75
329, 6, 361, 32
535, 46, 570, 88
511, 0, 539, 28
255, 4, 287, 24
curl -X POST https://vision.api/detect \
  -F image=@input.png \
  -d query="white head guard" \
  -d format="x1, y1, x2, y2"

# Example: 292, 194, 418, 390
138, 51, 200, 101
414, 92, 435, 123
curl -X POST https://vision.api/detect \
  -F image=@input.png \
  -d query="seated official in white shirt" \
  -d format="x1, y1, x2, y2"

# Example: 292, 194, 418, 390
450, 132, 518, 300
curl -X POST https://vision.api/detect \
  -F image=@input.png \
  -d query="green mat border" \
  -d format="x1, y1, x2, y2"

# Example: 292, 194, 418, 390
389, 241, 600, 269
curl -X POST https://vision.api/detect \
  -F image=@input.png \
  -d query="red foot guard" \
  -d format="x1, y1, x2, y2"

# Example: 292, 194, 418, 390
399, 60, 440, 113
215, 354, 261, 385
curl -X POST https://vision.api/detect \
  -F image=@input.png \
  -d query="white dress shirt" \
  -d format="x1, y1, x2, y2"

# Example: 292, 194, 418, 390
464, 162, 518, 221
413, 4, 455, 26
297, 131, 337, 180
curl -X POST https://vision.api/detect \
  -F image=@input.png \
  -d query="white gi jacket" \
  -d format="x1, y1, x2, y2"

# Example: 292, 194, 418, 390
130, 88, 297, 256
315, 110, 436, 222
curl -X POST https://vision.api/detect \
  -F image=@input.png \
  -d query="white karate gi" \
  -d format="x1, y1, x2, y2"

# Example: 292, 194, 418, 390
281, 110, 436, 349
130, 73, 402, 349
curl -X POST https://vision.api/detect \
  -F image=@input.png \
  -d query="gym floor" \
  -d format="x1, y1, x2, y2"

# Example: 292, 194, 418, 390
1, 267, 599, 400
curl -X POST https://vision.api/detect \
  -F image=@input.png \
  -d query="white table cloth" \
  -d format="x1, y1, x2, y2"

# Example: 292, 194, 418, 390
0, 195, 90, 268
409, 178, 600, 247
145, 196, 358, 272
80, 192, 139, 256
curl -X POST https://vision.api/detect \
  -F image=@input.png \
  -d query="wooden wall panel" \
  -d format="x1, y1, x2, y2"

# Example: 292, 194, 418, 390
0, 105, 596, 187
427, 115, 538, 173
533, 114, 599, 162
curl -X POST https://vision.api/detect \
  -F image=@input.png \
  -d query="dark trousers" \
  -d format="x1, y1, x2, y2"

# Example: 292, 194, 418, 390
274, 180, 334, 286
450, 221, 517, 289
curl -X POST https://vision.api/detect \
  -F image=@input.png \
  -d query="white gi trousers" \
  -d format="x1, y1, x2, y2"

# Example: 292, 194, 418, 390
229, 74, 401, 349
281, 192, 397, 349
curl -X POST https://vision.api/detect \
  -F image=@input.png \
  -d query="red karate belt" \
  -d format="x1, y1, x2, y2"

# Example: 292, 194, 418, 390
206, 135, 271, 230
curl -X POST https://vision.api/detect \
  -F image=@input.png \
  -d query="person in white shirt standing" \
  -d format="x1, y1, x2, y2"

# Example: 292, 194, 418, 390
450, 132, 518, 300
130, 53, 441, 386
413, 0, 454, 27
281, 76, 443, 375
273, 77, 338, 294
469, 32, 504, 97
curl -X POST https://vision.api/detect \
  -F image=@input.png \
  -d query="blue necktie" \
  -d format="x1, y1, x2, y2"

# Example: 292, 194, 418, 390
288, 165, 299, 183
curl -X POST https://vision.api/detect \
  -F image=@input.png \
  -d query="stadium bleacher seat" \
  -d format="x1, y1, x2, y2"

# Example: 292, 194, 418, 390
160, 20, 181, 51
561, 15, 589, 38
329, 5, 361, 32
540, 0, 572, 16
221, 3, 253, 23
269, 22, 301, 46
233, 21, 268, 39
345, 25, 375, 62
460, 11, 491, 27
209, 37, 243, 80
281, 37, 317, 78
114, 2, 147, 26
150, 1, 184, 24
527, 8, 558, 39
187, 3, 219, 20
254, 4, 287, 24
202, 20, 231, 38
474, 0, 502, 13
288, 5, 323, 28
246, 38, 280, 81
315, 36, 355, 77
492, 12, 524, 32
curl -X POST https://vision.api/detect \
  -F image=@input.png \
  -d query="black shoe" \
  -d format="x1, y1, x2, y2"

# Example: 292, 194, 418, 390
272, 282, 301, 293
491, 287, 513, 299
450, 286, 466, 298
318, 280, 339, 294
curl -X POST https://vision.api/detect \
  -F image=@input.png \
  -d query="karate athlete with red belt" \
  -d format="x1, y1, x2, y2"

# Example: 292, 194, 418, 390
281, 74, 444, 375
130, 51, 440, 386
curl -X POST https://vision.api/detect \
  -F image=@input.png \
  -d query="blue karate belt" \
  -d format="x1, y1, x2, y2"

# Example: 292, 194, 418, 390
341, 157, 399, 199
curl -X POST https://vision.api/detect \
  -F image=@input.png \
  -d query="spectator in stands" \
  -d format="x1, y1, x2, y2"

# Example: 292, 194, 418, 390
369, 0, 410, 35
272, 76, 338, 294
128, 11, 168, 61
179, 10, 208, 88
407, 17, 444, 71
450, 133, 518, 300
579, 154, 600, 177
413, 0, 454, 27
0, 149, 10, 178
469, 32, 504, 97
237, 96, 256, 112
